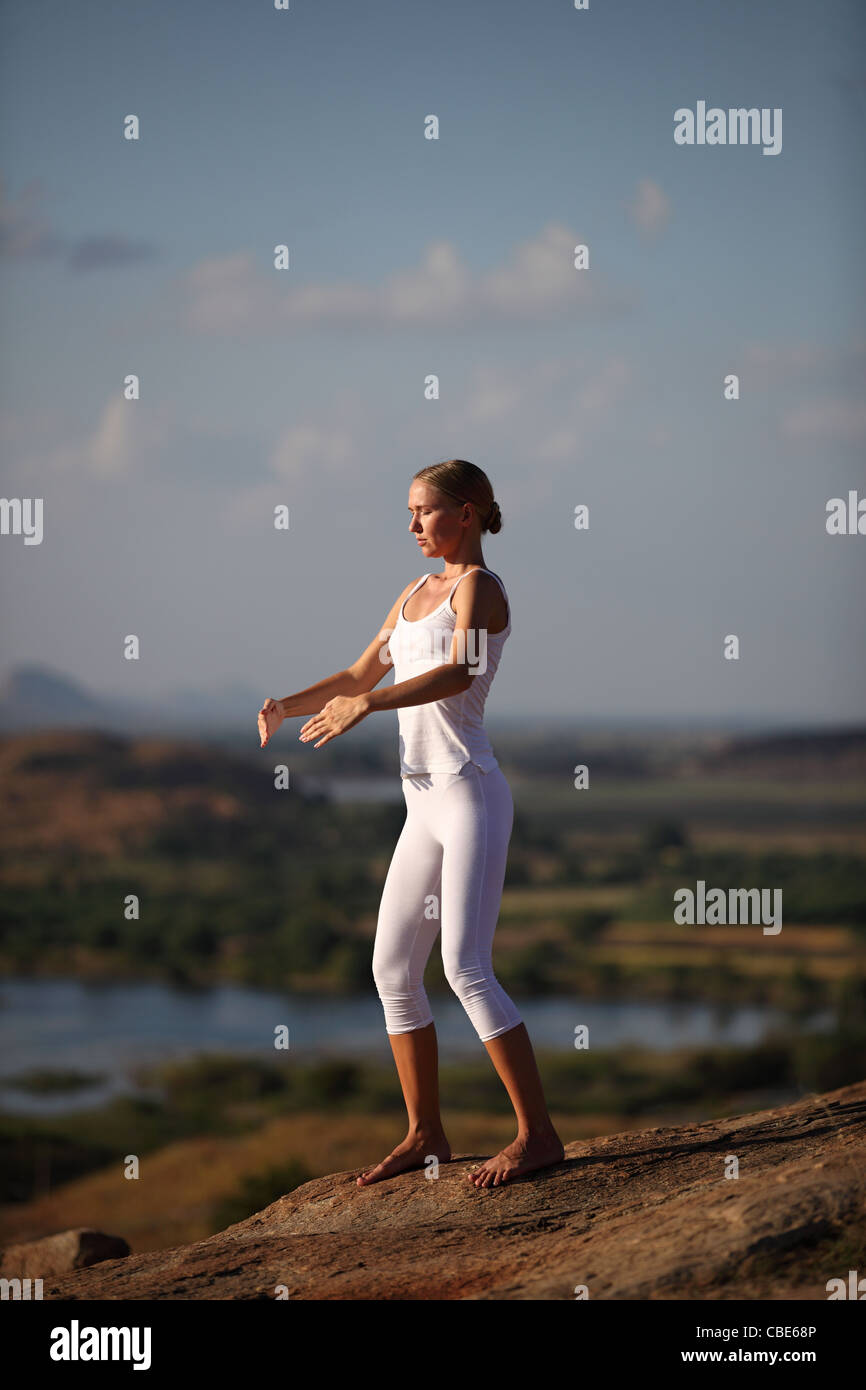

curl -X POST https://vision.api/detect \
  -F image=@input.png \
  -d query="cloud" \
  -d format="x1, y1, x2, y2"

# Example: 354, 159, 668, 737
448, 352, 631, 438
213, 350, 635, 532
175, 222, 635, 335
88, 396, 139, 478
780, 398, 866, 444
431, 352, 634, 518
0, 176, 158, 270
268, 421, 356, 482
67, 235, 159, 271
0, 176, 61, 258
11, 397, 177, 481
625, 178, 671, 238
530, 356, 633, 467
0, 340, 635, 542
463, 358, 573, 426
573, 355, 631, 418
535, 427, 580, 463
217, 392, 369, 531
741, 341, 831, 382
739, 340, 866, 389
0, 395, 262, 489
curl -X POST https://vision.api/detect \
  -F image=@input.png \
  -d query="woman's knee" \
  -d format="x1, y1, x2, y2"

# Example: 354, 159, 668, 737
443, 955, 521, 1038
442, 950, 493, 997
372, 941, 427, 1001
371, 948, 402, 996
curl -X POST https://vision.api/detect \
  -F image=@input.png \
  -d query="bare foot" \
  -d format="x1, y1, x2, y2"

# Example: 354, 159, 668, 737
357, 1131, 452, 1186
465, 1129, 565, 1188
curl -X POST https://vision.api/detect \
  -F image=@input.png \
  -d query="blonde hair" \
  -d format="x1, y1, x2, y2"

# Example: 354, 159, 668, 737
412, 459, 502, 534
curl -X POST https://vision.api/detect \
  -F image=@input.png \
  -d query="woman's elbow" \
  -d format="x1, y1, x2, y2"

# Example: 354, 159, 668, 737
452, 664, 474, 694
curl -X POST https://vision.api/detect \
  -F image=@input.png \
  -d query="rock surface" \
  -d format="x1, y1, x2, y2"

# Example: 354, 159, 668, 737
1, 1228, 130, 1279
39, 1080, 866, 1300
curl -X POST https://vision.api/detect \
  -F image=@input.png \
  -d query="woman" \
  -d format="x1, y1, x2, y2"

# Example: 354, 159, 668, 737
258, 460, 564, 1188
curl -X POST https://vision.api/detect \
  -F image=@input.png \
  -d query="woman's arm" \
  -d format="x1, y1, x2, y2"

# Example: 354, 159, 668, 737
281, 573, 424, 716
298, 570, 501, 746
361, 662, 468, 713
362, 569, 499, 713
259, 576, 423, 746
277, 671, 358, 719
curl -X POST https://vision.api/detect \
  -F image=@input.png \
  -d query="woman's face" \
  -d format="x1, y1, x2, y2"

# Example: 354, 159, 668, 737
407, 484, 467, 557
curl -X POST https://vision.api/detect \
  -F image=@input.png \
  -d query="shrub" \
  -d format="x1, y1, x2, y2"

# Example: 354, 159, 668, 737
210, 1157, 314, 1230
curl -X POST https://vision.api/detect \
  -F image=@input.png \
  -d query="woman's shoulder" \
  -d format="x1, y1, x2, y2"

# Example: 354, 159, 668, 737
475, 567, 508, 598
459, 568, 509, 630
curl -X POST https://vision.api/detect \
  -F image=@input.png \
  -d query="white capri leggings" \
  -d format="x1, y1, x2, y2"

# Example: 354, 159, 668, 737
372, 761, 524, 1042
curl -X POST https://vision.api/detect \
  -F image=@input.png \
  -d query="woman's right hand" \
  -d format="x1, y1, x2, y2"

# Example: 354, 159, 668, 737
258, 697, 284, 749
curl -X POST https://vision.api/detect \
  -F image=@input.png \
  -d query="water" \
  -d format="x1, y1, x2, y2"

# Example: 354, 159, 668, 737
0, 978, 833, 1115
300, 775, 403, 803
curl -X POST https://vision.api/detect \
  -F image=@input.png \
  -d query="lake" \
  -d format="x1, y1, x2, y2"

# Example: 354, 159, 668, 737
301, 774, 404, 802
0, 978, 834, 1115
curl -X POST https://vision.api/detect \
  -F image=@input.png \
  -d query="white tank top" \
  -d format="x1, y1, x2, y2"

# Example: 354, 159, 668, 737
386, 567, 511, 777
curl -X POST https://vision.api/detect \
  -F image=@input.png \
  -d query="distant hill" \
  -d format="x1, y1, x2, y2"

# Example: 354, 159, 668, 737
0, 666, 111, 729
0, 729, 263, 858
0, 665, 265, 734
691, 726, 866, 780
0, 665, 863, 781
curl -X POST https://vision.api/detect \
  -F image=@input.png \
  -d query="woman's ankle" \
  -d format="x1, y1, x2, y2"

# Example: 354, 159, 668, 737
408, 1121, 447, 1142
517, 1120, 561, 1142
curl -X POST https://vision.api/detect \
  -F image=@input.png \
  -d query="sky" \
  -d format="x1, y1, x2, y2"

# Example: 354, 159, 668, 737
1, 0, 864, 727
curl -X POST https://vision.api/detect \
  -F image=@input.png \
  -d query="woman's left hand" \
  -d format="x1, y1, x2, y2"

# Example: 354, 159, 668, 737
298, 695, 369, 749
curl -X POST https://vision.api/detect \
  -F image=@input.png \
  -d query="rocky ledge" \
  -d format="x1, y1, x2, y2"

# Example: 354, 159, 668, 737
8, 1080, 865, 1300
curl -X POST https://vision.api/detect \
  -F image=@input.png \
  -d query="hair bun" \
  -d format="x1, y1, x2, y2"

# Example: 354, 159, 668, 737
486, 500, 502, 534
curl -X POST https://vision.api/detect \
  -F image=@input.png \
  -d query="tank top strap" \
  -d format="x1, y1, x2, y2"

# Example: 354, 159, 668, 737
447, 567, 509, 618
446, 566, 484, 601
